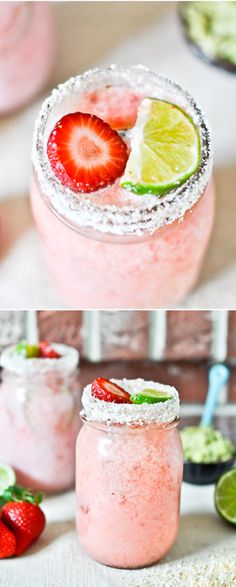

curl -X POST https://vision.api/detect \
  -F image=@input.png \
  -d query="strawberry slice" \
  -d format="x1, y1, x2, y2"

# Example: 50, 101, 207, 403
47, 112, 128, 193
91, 377, 131, 404
39, 341, 61, 359
78, 87, 141, 130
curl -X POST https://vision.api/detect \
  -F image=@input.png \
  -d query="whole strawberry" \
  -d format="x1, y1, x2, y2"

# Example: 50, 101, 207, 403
0, 486, 46, 556
0, 519, 16, 559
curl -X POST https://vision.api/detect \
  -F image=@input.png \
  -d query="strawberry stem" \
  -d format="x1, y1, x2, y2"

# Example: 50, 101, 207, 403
0, 485, 43, 509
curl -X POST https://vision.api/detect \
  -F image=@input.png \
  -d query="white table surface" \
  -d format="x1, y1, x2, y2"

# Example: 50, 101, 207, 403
0, 2, 236, 309
1, 482, 236, 587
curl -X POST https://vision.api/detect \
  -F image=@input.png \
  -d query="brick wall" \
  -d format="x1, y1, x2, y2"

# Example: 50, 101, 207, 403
37, 310, 236, 403
227, 311, 236, 360
164, 311, 212, 361
0, 310, 235, 403
37, 310, 226, 362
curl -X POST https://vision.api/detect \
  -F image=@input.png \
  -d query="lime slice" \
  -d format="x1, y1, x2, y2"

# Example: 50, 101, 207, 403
215, 468, 236, 526
0, 463, 16, 495
15, 340, 27, 357
25, 344, 40, 358
15, 340, 40, 358
120, 98, 200, 195
130, 388, 172, 405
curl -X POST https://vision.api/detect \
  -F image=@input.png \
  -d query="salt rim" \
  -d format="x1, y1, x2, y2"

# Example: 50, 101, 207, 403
32, 64, 213, 237
81, 378, 180, 426
0, 343, 79, 375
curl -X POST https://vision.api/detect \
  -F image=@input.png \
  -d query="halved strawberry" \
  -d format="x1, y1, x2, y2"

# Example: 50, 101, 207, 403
91, 378, 131, 404
47, 112, 128, 193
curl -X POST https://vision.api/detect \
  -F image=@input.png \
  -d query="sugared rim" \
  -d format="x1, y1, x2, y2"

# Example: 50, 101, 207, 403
0, 343, 79, 374
32, 64, 213, 237
80, 377, 180, 426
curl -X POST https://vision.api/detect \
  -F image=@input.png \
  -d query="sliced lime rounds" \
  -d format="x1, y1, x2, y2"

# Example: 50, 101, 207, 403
215, 468, 236, 526
130, 388, 172, 405
120, 97, 200, 196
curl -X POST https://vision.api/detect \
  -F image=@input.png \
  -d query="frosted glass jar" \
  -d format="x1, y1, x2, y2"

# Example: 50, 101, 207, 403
0, 2, 55, 114
0, 343, 80, 492
76, 378, 183, 568
31, 65, 214, 309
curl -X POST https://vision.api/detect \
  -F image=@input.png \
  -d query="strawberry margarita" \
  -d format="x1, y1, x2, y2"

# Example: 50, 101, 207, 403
0, 2, 55, 115
76, 377, 183, 568
32, 65, 213, 308
0, 342, 79, 492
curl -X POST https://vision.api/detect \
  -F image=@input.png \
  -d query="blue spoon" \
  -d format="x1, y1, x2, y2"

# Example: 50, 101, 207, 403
200, 363, 230, 427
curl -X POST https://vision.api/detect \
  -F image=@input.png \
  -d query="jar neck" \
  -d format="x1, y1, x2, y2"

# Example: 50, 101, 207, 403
80, 415, 180, 434
0, 343, 79, 376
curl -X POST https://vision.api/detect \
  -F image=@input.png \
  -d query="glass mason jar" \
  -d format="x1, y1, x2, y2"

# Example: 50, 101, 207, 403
76, 378, 183, 569
0, 2, 55, 115
31, 65, 214, 309
0, 343, 80, 493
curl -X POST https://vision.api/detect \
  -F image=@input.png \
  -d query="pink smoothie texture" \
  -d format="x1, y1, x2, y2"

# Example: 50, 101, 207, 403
76, 423, 182, 568
32, 68, 213, 308
0, 2, 55, 114
31, 176, 214, 308
0, 344, 80, 492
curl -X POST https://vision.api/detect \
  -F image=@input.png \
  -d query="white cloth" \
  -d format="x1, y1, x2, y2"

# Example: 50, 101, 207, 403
1, 483, 235, 586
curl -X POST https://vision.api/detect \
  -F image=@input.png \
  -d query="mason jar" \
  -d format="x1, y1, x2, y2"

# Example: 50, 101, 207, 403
76, 378, 183, 569
0, 343, 80, 492
31, 65, 214, 309
0, 2, 55, 115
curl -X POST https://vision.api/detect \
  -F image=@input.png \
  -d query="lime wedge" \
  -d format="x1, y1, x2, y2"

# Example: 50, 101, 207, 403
0, 463, 16, 495
215, 468, 236, 526
120, 98, 200, 195
25, 344, 40, 358
15, 340, 40, 358
130, 388, 172, 405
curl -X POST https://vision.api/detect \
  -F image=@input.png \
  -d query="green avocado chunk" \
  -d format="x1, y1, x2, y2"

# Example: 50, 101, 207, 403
181, 426, 235, 464
182, 1, 236, 66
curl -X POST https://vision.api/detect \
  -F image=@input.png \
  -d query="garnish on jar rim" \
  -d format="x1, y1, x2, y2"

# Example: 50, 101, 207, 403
91, 378, 131, 404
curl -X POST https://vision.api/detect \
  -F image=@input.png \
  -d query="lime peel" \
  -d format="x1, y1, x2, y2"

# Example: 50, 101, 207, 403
215, 468, 236, 526
130, 388, 172, 405
121, 97, 201, 196
0, 463, 16, 495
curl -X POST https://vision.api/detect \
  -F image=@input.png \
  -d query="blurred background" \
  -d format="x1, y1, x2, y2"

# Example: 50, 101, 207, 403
0, 309, 236, 442
0, 1, 236, 308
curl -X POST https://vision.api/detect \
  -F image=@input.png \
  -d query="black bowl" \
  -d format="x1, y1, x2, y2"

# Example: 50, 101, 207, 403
178, 3, 236, 75
183, 456, 235, 485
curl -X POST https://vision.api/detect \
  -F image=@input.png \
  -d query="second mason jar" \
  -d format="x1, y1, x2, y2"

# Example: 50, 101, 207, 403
0, 1, 55, 114
0, 343, 80, 492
